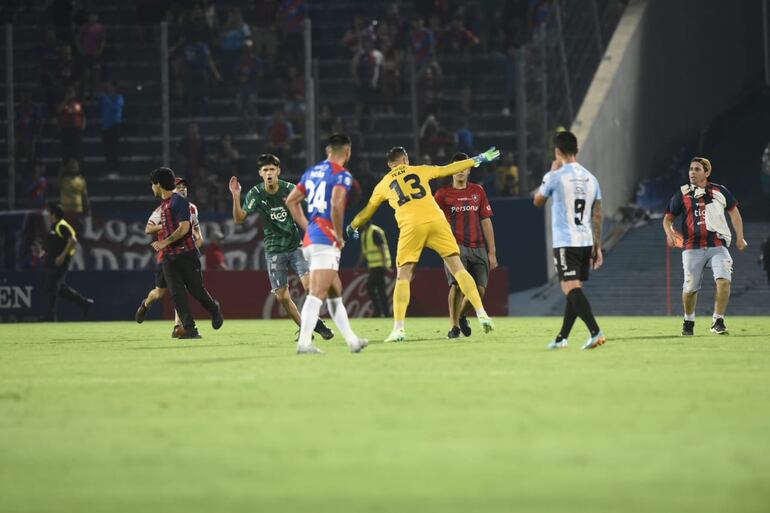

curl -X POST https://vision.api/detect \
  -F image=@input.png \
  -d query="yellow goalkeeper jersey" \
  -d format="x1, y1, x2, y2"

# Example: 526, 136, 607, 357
352, 158, 475, 229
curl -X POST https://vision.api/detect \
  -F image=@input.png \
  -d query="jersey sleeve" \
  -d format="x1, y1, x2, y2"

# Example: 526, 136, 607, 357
295, 172, 308, 195
594, 176, 602, 201
720, 185, 738, 211
242, 187, 260, 214
665, 192, 683, 218
147, 206, 162, 225
333, 170, 353, 191
538, 171, 555, 197
172, 196, 191, 223
479, 186, 493, 218
190, 203, 200, 228
434, 188, 446, 209
351, 180, 387, 228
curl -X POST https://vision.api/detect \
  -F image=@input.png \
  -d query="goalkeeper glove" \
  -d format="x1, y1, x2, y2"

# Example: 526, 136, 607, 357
472, 146, 501, 167
345, 224, 360, 240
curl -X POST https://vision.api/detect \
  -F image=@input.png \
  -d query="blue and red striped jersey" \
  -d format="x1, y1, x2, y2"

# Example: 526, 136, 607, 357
159, 193, 197, 259
296, 160, 353, 247
665, 182, 738, 250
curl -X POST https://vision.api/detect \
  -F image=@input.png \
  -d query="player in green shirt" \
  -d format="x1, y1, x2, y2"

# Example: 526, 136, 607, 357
229, 153, 334, 340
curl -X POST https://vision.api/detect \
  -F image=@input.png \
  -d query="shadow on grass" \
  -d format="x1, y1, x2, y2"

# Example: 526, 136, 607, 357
128, 343, 247, 350
167, 356, 261, 365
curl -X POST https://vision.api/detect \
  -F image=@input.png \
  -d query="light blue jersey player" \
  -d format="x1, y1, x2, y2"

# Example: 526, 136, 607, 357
534, 130, 606, 350
286, 134, 367, 355
539, 162, 602, 248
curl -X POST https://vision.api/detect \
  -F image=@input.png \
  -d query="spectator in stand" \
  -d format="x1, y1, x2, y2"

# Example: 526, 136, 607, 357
277, 0, 307, 62
205, 230, 228, 271
409, 17, 435, 69
99, 81, 124, 176
284, 65, 306, 132
455, 118, 474, 155
383, 3, 407, 50
380, 43, 402, 116
263, 109, 294, 164
55, 44, 82, 105
37, 29, 60, 115
16, 91, 42, 164
28, 161, 50, 210
342, 15, 367, 54
58, 158, 89, 233
252, 0, 280, 73
76, 12, 105, 99
495, 151, 520, 196
177, 123, 207, 179
441, 16, 480, 56
21, 239, 46, 270
416, 61, 442, 121
352, 35, 383, 132
220, 7, 253, 82
182, 32, 222, 116
318, 104, 335, 139
210, 135, 241, 178
420, 115, 454, 163
57, 86, 86, 164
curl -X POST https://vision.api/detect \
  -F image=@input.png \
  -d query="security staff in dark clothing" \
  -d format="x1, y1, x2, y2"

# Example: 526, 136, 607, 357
358, 222, 391, 317
149, 167, 223, 339
43, 203, 94, 321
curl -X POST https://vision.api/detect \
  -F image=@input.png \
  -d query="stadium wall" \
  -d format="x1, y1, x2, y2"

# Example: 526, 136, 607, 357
573, 0, 762, 217
0, 268, 509, 322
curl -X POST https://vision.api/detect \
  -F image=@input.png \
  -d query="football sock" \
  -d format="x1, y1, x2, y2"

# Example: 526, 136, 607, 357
393, 279, 410, 329
453, 269, 487, 317
712, 313, 724, 321
298, 295, 323, 348
684, 312, 695, 322
326, 297, 358, 345
558, 300, 578, 340
567, 288, 600, 337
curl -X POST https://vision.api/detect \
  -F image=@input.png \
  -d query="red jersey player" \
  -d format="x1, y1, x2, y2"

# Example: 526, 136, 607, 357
434, 152, 498, 338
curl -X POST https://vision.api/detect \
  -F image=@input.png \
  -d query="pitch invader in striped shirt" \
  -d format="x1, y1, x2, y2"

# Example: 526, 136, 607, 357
662, 157, 748, 336
534, 131, 606, 350
434, 152, 498, 339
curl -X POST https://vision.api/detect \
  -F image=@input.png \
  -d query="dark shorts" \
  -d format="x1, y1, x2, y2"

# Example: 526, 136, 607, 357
155, 268, 167, 289
446, 245, 490, 288
553, 246, 592, 282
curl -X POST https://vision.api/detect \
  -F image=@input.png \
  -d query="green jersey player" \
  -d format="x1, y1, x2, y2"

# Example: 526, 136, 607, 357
229, 153, 333, 340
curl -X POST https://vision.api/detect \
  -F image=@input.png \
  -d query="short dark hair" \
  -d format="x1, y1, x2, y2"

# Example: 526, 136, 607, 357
554, 131, 578, 156
48, 202, 64, 219
328, 133, 352, 150
257, 153, 281, 169
387, 146, 408, 163
150, 166, 176, 191
452, 152, 469, 162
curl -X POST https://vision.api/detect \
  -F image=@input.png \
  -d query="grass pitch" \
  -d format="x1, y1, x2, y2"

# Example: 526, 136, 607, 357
1, 316, 769, 513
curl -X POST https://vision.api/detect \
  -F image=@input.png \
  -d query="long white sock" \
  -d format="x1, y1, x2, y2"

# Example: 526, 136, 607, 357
327, 297, 358, 345
713, 313, 724, 321
298, 295, 323, 348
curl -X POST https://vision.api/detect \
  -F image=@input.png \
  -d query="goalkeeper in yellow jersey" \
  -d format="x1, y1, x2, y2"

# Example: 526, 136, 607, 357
346, 146, 501, 342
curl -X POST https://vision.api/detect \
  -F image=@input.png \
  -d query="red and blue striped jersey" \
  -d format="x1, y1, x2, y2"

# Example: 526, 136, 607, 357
159, 193, 197, 259
665, 182, 738, 250
296, 160, 353, 247
434, 183, 493, 249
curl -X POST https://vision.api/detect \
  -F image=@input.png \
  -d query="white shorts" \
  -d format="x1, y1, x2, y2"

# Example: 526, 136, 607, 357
302, 244, 341, 271
682, 246, 733, 293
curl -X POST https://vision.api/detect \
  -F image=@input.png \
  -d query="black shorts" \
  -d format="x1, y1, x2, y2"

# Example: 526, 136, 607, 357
553, 246, 592, 282
155, 268, 167, 289
446, 245, 490, 288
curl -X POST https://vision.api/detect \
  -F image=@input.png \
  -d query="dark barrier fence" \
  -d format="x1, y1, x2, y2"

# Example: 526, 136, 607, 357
0, 268, 508, 323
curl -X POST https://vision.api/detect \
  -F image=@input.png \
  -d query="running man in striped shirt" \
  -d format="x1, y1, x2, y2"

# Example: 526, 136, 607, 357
534, 131, 606, 350
662, 157, 748, 336
434, 152, 497, 339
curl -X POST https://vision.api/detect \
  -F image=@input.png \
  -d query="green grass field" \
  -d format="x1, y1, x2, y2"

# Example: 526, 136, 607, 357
1, 317, 769, 513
